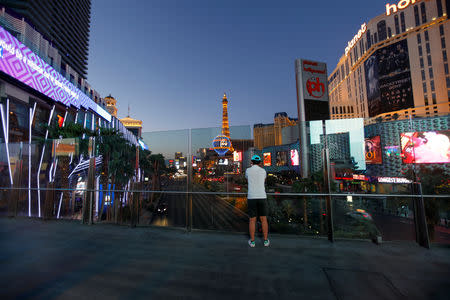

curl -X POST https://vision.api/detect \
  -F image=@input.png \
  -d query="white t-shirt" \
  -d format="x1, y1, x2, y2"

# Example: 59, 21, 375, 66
245, 165, 267, 199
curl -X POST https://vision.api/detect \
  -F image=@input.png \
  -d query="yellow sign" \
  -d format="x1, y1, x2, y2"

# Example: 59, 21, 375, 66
52, 138, 78, 157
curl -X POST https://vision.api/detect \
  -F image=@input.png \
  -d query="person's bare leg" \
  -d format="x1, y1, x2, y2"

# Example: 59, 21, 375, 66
260, 216, 268, 240
249, 217, 256, 241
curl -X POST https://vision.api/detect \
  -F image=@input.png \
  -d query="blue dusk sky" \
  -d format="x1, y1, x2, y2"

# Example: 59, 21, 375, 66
88, 0, 387, 132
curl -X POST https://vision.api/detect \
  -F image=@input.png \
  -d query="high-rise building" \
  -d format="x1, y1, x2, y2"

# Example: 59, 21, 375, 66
253, 112, 298, 149
0, 0, 91, 79
221, 93, 230, 137
105, 95, 118, 117
120, 116, 143, 138
328, 0, 450, 122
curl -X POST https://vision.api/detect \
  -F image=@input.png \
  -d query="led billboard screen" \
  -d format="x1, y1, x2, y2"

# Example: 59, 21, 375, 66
276, 151, 288, 166
0, 26, 110, 121
365, 39, 413, 117
401, 131, 450, 164
263, 153, 271, 166
233, 151, 242, 162
365, 136, 382, 164
290, 149, 299, 166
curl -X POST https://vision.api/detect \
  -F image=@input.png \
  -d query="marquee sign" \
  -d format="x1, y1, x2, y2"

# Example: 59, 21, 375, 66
0, 25, 111, 122
297, 59, 329, 102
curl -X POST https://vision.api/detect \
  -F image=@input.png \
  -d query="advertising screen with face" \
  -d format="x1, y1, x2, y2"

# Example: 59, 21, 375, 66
276, 151, 288, 166
290, 149, 299, 166
365, 136, 382, 164
263, 153, 271, 166
365, 39, 413, 117
401, 130, 450, 164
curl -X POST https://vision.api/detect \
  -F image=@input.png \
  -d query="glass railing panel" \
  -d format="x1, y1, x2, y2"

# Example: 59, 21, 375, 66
191, 193, 328, 236
333, 195, 416, 241
141, 129, 189, 192
190, 125, 253, 194
268, 194, 328, 236
407, 116, 449, 244
191, 193, 248, 232
138, 191, 186, 228
423, 196, 450, 245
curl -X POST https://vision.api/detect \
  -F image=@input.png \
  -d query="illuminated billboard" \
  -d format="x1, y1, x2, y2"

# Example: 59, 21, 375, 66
0, 26, 111, 121
290, 149, 299, 166
263, 153, 271, 166
276, 151, 288, 166
401, 131, 450, 164
52, 138, 78, 157
365, 136, 382, 164
218, 158, 229, 165
295, 59, 330, 121
365, 39, 413, 117
233, 151, 242, 162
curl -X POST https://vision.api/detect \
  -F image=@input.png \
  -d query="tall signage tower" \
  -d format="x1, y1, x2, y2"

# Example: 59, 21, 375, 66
295, 59, 330, 178
212, 93, 233, 156
222, 93, 230, 138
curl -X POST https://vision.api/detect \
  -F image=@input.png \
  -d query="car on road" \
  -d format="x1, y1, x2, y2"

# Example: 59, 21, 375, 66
346, 209, 373, 221
156, 203, 168, 215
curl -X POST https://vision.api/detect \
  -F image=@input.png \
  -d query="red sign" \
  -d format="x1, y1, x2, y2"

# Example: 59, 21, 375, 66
306, 77, 325, 98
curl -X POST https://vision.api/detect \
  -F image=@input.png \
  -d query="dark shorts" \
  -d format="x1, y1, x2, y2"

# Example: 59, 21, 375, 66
247, 198, 268, 218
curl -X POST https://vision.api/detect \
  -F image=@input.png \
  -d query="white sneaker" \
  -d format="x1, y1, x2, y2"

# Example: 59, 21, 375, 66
248, 239, 255, 247
264, 239, 270, 247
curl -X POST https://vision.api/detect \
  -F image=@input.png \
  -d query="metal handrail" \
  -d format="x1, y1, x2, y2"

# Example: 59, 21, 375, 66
1, 186, 449, 199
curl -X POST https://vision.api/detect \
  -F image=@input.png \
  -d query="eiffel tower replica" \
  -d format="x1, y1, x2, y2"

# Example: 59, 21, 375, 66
221, 93, 230, 138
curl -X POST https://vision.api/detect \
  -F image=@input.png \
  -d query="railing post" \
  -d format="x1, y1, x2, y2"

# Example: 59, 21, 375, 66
186, 154, 193, 232
186, 129, 193, 232
8, 158, 22, 218
322, 120, 334, 242
412, 182, 430, 248
130, 182, 141, 228
82, 156, 95, 224
43, 182, 55, 220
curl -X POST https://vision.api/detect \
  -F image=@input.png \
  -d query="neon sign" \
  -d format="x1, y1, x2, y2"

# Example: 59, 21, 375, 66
345, 23, 367, 56
0, 26, 111, 122
386, 0, 420, 16
378, 177, 412, 184
212, 135, 232, 156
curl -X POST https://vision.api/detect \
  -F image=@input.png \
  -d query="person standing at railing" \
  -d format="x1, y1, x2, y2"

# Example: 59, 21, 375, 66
245, 155, 270, 247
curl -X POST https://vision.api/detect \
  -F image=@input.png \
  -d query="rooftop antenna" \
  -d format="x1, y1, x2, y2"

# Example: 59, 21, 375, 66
127, 103, 130, 117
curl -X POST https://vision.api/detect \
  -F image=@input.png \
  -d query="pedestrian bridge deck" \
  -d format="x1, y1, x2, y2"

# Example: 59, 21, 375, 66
1, 218, 449, 299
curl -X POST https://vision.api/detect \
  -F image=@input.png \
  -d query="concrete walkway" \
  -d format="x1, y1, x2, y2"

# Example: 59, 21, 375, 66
1, 218, 449, 300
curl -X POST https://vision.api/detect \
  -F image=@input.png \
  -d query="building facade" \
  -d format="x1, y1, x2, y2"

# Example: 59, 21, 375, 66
254, 112, 298, 149
120, 116, 143, 139
0, 6, 138, 213
329, 0, 450, 122
0, 0, 91, 79
0, 6, 104, 107
104, 95, 118, 117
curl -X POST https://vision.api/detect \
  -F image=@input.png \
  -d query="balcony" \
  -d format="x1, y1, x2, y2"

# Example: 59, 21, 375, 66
1, 112, 449, 298
1, 216, 449, 299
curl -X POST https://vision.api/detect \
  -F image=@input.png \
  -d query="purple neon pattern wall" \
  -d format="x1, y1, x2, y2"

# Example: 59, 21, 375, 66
0, 26, 110, 121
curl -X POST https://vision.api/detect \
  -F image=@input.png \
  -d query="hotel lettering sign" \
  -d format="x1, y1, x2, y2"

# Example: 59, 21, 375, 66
343, 0, 423, 56
345, 23, 367, 56
386, 0, 421, 16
